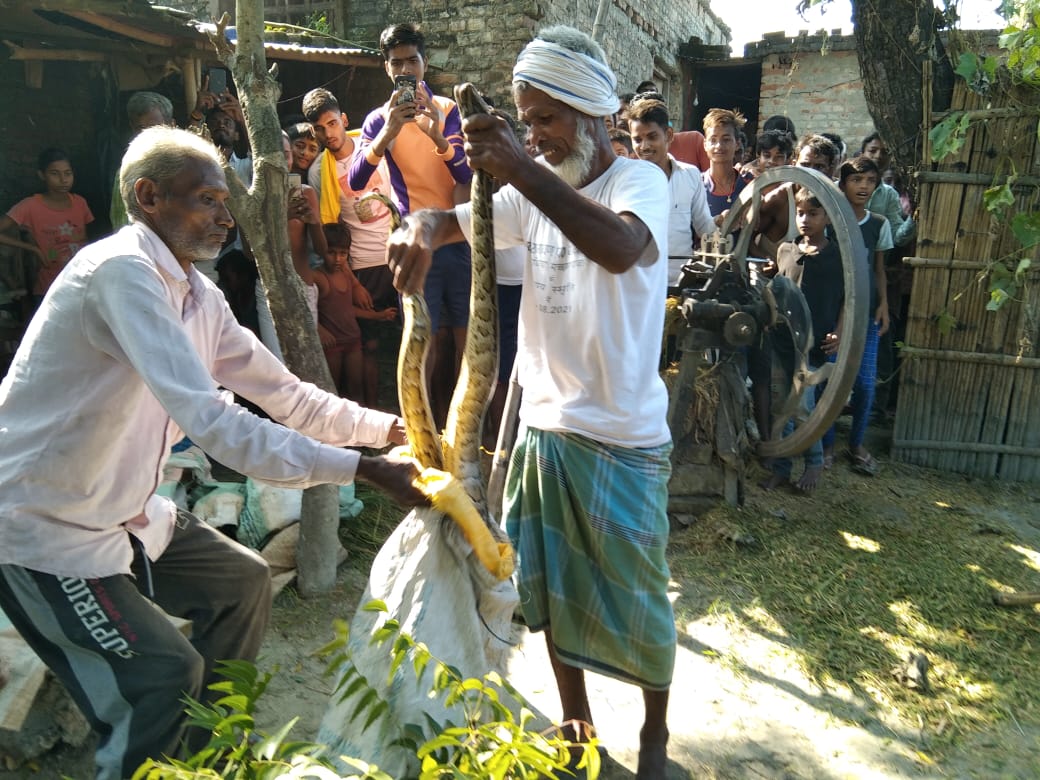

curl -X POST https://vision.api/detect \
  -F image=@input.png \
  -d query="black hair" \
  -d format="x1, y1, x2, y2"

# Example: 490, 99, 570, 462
762, 115, 796, 138
798, 134, 840, 167
626, 96, 670, 128
302, 88, 340, 124
608, 127, 633, 153
838, 154, 881, 187
323, 222, 352, 250
286, 122, 317, 142
37, 147, 70, 172
861, 131, 884, 152
793, 187, 824, 210
757, 129, 794, 158
379, 22, 425, 60
819, 132, 846, 160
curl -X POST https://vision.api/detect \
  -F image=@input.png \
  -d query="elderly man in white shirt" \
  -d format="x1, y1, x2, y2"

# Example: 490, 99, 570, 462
627, 94, 716, 286
0, 127, 425, 780
388, 26, 674, 779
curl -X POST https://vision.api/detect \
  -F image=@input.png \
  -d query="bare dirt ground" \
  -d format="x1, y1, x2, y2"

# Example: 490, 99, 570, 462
6, 419, 1040, 779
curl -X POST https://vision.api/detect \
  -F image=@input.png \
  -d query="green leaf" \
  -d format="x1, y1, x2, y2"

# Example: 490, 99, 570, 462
955, 52, 979, 80
987, 286, 1011, 310
254, 716, 300, 760
1015, 257, 1032, 278
363, 699, 391, 732
413, 645, 432, 680
929, 112, 972, 160
935, 308, 958, 336
350, 687, 381, 724
337, 674, 369, 704
983, 182, 1016, 215
1011, 212, 1040, 248
362, 599, 389, 613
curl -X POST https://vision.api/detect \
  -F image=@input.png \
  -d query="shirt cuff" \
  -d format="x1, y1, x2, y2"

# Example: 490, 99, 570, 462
308, 445, 363, 486
434, 144, 455, 160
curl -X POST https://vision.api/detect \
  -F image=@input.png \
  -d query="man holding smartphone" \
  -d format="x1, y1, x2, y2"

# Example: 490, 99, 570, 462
348, 22, 473, 427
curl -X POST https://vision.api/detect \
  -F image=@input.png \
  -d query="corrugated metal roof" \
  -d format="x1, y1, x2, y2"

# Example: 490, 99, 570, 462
258, 40, 381, 66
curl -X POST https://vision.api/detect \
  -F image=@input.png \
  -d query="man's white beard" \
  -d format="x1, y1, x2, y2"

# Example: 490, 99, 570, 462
549, 123, 595, 188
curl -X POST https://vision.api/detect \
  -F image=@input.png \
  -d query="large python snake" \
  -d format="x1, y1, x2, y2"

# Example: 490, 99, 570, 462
318, 83, 520, 776
367, 82, 511, 577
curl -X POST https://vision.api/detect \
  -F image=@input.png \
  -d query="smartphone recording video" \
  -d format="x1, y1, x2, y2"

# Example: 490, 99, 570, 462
287, 173, 302, 198
207, 68, 227, 96
394, 74, 417, 105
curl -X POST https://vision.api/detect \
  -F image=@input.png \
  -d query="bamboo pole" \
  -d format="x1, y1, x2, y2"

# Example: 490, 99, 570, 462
900, 346, 1040, 368
915, 171, 1040, 186
933, 107, 1040, 121
905, 256, 1040, 273
893, 439, 1040, 457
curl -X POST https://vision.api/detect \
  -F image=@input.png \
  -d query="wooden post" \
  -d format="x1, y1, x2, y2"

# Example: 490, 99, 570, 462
222, 3, 342, 595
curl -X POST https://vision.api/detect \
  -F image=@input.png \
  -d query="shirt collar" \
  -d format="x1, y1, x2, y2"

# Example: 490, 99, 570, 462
131, 221, 202, 312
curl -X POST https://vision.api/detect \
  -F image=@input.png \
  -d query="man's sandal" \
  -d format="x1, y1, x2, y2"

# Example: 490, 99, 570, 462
848, 450, 880, 476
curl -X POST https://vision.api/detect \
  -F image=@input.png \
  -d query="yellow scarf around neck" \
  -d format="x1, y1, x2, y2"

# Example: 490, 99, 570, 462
319, 148, 340, 225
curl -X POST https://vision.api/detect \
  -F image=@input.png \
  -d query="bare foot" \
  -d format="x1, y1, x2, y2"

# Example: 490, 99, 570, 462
795, 465, 824, 493
758, 473, 789, 491
636, 741, 668, 779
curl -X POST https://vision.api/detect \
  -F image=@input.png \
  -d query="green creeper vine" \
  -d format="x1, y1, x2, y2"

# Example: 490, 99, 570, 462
928, 0, 1040, 324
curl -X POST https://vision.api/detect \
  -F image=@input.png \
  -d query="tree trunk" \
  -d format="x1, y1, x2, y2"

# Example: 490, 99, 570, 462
851, 0, 954, 173
219, 1, 342, 595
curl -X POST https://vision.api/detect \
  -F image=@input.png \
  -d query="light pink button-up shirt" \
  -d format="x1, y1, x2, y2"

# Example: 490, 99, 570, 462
0, 222, 397, 578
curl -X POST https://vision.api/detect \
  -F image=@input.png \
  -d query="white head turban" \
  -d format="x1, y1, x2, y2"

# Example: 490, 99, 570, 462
512, 39, 620, 118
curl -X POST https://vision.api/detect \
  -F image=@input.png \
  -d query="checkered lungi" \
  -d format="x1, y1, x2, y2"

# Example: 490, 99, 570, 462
504, 426, 675, 690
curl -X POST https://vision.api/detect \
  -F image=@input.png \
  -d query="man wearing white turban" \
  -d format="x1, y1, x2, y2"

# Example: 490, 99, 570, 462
387, 25, 674, 778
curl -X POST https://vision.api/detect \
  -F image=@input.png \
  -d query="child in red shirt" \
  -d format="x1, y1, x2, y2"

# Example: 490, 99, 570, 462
1, 148, 94, 302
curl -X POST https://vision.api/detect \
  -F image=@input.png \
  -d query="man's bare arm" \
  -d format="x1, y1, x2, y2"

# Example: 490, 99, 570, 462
386, 209, 465, 294
463, 113, 651, 273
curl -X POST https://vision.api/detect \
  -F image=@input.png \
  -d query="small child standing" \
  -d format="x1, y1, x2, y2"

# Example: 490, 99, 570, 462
0, 148, 94, 304
762, 187, 844, 493
314, 223, 395, 399
823, 156, 892, 475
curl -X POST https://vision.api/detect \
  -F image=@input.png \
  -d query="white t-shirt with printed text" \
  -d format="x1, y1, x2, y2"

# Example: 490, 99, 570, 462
457, 156, 671, 449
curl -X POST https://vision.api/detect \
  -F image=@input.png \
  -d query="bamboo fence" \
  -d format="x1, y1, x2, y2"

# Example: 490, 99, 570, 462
892, 69, 1040, 480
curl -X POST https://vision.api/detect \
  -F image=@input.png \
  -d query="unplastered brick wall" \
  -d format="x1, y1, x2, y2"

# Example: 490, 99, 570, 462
749, 31, 875, 152
340, 0, 728, 116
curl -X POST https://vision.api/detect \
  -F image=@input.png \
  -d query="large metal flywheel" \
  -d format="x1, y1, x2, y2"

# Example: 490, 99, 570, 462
667, 165, 869, 466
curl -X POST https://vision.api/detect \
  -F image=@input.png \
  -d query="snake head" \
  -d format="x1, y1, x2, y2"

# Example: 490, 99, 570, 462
453, 82, 492, 117
454, 83, 519, 137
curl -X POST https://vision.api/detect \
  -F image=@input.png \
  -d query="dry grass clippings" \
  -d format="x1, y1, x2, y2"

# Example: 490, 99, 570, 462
667, 460, 1040, 755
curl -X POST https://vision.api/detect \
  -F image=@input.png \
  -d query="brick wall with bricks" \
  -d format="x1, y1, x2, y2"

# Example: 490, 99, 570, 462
749, 31, 876, 155
338, 0, 729, 120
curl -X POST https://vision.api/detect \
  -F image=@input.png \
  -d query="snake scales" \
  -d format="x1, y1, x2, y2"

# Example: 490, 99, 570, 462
395, 83, 503, 520
319, 83, 520, 776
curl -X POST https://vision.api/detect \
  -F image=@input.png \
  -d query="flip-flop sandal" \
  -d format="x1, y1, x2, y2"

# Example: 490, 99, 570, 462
822, 453, 835, 469
848, 451, 880, 476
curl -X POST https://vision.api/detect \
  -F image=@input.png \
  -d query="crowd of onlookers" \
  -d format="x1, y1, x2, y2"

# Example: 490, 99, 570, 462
1, 31, 916, 491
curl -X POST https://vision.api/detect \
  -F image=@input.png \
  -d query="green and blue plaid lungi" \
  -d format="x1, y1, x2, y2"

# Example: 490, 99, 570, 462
504, 426, 675, 690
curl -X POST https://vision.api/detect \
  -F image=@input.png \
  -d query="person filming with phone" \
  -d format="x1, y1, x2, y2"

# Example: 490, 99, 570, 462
348, 22, 473, 429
